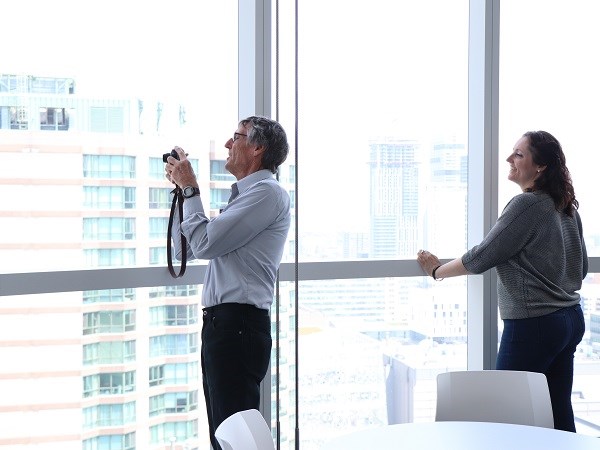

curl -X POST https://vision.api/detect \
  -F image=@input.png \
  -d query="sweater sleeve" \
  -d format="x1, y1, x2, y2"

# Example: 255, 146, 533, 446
461, 193, 551, 274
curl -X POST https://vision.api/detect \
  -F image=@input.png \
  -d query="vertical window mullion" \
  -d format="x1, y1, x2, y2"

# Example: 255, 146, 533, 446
467, 0, 500, 370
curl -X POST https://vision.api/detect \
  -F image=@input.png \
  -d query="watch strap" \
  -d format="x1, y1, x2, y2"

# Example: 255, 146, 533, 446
182, 186, 200, 198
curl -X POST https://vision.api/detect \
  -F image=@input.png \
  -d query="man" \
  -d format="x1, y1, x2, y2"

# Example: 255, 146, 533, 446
165, 116, 291, 449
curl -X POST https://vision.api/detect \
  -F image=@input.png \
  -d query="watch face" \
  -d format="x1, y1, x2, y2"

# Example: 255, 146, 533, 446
183, 186, 196, 198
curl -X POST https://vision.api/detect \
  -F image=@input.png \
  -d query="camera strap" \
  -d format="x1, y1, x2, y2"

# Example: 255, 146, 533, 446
167, 186, 187, 278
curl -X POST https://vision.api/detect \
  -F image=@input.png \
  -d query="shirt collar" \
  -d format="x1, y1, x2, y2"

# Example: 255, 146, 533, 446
234, 169, 274, 195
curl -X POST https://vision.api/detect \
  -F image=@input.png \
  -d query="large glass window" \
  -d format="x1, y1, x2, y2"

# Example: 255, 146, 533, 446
149, 362, 198, 387
149, 391, 198, 416
2, 2, 599, 449
83, 186, 136, 209
149, 334, 198, 357
499, 0, 600, 434
83, 402, 136, 427
498, 0, 600, 255
83, 340, 136, 365
83, 217, 136, 240
83, 310, 136, 334
150, 305, 198, 327
83, 155, 136, 179
84, 248, 136, 267
9, 106, 28, 129
276, 1, 469, 447
40, 107, 70, 131
280, 0, 468, 262
149, 187, 173, 210
149, 217, 169, 239
83, 371, 136, 397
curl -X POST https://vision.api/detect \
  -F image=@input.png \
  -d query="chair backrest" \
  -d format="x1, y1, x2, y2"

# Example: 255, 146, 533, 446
215, 409, 275, 450
435, 370, 554, 428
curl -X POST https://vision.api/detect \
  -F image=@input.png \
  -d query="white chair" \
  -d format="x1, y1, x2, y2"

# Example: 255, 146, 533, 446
435, 370, 554, 428
215, 408, 275, 450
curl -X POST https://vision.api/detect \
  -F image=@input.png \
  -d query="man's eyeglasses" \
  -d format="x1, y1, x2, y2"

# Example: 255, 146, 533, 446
233, 132, 248, 142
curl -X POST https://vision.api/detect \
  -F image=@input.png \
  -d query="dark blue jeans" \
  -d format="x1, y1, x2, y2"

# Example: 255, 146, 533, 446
496, 304, 584, 432
201, 303, 272, 450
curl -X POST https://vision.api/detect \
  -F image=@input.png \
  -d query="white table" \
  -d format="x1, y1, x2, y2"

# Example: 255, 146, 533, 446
321, 421, 600, 450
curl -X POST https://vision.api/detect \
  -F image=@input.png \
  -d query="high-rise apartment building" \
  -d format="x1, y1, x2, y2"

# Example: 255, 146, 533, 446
368, 137, 420, 259
0, 73, 205, 449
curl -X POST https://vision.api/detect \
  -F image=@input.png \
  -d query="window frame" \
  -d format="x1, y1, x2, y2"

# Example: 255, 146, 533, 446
1, 0, 600, 440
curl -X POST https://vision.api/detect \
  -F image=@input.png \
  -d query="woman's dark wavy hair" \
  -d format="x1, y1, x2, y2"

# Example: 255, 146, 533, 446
524, 130, 578, 216
240, 116, 289, 174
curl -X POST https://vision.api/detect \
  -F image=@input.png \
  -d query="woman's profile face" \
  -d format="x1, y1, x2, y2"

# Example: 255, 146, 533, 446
506, 136, 544, 191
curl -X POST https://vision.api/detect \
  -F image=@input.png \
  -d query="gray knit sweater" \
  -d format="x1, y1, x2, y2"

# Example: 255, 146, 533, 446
462, 191, 588, 319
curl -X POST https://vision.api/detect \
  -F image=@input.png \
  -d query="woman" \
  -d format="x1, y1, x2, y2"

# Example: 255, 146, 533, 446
417, 131, 587, 432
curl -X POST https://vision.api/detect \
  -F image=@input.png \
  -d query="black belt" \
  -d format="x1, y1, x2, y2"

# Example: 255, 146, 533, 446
202, 302, 268, 318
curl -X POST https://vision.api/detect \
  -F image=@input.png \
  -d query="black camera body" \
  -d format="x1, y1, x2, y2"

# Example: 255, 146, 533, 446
163, 149, 179, 163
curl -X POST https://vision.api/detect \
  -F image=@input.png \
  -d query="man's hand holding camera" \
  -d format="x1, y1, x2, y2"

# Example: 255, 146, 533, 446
164, 146, 198, 190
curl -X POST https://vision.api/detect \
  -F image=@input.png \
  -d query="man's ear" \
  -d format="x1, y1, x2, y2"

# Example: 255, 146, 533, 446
252, 145, 266, 157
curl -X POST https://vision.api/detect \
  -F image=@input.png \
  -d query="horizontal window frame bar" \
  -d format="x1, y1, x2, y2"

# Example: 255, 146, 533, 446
1, 258, 599, 297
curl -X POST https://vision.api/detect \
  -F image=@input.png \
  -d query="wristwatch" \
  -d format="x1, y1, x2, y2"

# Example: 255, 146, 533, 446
182, 186, 200, 198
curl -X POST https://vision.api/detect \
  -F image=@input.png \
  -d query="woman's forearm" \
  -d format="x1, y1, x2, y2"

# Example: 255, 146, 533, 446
433, 257, 471, 279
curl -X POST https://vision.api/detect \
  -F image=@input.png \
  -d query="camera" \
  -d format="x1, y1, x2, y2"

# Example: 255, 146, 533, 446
162, 149, 179, 163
